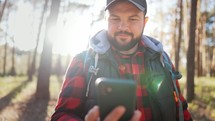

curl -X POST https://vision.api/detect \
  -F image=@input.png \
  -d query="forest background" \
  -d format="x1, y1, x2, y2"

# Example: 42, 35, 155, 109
0, 0, 214, 121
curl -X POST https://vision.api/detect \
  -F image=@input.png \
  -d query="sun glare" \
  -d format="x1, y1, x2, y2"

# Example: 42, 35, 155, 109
8, 1, 36, 51
7, 0, 156, 56
51, 12, 92, 56
4, 0, 106, 56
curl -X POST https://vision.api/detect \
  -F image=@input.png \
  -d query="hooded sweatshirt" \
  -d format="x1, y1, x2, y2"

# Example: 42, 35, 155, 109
51, 29, 192, 121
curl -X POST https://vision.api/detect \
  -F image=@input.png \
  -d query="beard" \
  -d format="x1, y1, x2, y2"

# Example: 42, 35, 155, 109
108, 31, 142, 51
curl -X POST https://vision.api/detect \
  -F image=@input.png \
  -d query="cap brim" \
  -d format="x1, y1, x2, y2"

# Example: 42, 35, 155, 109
105, 0, 117, 10
128, 0, 146, 11
105, 0, 146, 12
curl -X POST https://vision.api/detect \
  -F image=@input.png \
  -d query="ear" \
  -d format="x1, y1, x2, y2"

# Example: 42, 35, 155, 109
144, 16, 149, 26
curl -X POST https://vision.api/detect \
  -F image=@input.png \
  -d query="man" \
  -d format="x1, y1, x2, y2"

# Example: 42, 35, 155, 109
51, 0, 193, 121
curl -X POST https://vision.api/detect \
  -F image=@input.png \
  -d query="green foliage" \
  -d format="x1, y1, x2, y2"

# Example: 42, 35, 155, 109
180, 77, 215, 120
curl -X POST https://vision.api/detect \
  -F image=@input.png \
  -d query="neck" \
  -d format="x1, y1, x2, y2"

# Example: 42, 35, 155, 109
119, 44, 138, 55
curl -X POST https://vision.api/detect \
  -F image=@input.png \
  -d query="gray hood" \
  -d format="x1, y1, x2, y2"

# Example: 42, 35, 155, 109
89, 29, 163, 54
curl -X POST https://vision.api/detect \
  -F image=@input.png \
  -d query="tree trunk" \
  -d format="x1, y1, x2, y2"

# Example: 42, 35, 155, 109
211, 48, 215, 77
212, 18, 215, 77
175, 0, 183, 71
196, 0, 202, 77
1, 0, 8, 76
0, 0, 7, 22
10, 40, 16, 76
201, 0, 209, 76
28, 0, 49, 81
54, 54, 63, 82
3, 41, 7, 76
182, 0, 189, 52
171, 2, 178, 61
197, 30, 203, 77
186, 0, 198, 102
27, 51, 32, 76
36, 0, 61, 99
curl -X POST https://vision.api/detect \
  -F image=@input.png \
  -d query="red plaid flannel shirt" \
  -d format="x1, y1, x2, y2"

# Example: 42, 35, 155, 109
51, 41, 192, 121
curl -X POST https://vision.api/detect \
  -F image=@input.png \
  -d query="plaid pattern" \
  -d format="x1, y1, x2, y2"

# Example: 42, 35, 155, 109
112, 44, 152, 121
51, 41, 192, 121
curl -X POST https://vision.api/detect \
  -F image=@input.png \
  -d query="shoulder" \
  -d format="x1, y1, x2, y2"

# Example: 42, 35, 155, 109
72, 49, 93, 61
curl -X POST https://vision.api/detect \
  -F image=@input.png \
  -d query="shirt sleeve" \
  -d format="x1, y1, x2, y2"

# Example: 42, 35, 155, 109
51, 53, 86, 121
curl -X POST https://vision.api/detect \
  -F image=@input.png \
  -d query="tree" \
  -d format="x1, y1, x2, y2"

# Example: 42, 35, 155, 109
186, 0, 198, 102
1, 0, 8, 76
175, 0, 183, 71
9, 38, 16, 76
28, 0, 49, 81
196, 2, 206, 77
36, 0, 61, 99
171, 2, 178, 60
0, 0, 8, 22
53, 54, 63, 82
3, 39, 7, 76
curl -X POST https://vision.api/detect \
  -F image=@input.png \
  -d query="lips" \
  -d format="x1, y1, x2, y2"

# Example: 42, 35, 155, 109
115, 31, 133, 39
117, 34, 130, 39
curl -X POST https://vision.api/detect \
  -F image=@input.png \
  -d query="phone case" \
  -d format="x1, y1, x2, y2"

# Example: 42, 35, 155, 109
95, 77, 136, 121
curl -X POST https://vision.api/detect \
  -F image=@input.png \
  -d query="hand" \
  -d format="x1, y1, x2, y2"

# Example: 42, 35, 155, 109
85, 105, 141, 121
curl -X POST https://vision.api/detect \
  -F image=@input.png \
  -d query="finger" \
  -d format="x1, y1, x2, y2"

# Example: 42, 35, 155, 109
85, 106, 100, 121
104, 106, 126, 121
130, 110, 142, 121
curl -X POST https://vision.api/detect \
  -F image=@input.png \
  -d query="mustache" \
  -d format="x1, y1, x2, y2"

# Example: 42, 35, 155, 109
114, 31, 133, 36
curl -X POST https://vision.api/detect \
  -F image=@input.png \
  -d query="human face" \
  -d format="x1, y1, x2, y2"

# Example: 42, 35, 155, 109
107, 1, 147, 51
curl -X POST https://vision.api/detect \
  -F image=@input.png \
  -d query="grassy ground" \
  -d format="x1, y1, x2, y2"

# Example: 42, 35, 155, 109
0, 76, 214, 121
180, 77, 215, 121
0, 76, 61, 121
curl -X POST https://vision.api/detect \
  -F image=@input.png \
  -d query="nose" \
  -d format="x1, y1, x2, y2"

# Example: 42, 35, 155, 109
118, 21, 128, 31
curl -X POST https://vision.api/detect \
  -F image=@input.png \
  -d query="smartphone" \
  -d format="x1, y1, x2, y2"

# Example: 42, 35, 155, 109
95, 77, 136, 121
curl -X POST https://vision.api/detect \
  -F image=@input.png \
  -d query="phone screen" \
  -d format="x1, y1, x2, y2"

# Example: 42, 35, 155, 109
95, 77, 136, 121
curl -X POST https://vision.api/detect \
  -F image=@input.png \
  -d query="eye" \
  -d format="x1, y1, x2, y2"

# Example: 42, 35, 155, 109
110, 17, 119, 21
129, 18, 138, 21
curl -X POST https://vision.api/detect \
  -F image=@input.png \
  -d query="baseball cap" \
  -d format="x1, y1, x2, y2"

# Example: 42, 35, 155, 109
105, 0, 147, 14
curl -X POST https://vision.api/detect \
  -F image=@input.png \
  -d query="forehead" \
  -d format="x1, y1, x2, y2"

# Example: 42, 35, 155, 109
107, 1, 142, 14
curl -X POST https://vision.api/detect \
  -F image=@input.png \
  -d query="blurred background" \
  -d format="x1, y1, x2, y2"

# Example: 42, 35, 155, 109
0, 0, 214, 121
